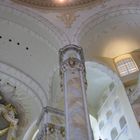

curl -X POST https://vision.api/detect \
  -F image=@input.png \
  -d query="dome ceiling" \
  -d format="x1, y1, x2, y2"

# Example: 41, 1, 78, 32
12, 0, 98, 9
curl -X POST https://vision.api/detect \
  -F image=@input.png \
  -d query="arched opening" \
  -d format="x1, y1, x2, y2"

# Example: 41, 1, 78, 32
48, 61, 136, 140
85, 61, 135, 140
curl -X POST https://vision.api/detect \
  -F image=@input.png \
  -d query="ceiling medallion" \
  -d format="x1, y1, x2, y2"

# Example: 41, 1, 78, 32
12, 0, 101, 10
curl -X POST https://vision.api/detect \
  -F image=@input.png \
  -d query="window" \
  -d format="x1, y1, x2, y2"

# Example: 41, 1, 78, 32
111, 128, 118, 140
119, 116, 127, 129
114, 54, 138, 77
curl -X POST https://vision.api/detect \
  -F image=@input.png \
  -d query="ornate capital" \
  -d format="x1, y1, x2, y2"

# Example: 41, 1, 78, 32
60, 57, 85, 73
59, 44, 87, 91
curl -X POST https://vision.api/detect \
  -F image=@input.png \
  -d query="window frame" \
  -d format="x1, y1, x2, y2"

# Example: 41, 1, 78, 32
114, 54, 139, 77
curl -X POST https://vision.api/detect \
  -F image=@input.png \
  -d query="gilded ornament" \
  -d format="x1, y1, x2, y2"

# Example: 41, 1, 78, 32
0, 127, 9, 137
68, 57, 76, 68
59, 127, 65, 137
48, 123, 55, 134
0, 102, 18, 139
57, 12, 79, 28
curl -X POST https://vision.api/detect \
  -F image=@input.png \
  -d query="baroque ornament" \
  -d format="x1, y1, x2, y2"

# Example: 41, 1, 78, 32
0, 101, 18, 139
57, 11, 79, 28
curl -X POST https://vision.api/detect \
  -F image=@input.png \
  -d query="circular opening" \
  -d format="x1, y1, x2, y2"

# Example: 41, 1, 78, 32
9, 39, 12, 42
17, 42, 20, 45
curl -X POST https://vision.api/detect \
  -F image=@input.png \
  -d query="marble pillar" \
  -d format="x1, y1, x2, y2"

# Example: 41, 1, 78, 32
59, 45, 92, 140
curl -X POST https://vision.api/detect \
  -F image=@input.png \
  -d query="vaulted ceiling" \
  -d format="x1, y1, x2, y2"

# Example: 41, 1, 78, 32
0, 0, 140, 139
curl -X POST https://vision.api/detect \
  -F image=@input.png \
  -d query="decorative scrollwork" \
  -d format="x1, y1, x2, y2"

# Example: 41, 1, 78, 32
0, 95, 18, 139
59, 126, 65, 137
59, 45, 87, 91
0, 127, 9, 137
48, 123, 55, 134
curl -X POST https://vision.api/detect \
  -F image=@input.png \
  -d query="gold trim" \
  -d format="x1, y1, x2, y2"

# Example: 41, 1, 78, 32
12, 0, 103, 11
0, 127, 9, 137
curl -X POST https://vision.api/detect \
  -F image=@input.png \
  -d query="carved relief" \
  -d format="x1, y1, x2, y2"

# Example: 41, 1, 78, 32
0, 96, 18, 139
0, 82, 29, 139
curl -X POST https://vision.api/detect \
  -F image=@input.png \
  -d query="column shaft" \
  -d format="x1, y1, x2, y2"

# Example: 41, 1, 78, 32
59, 45, 92, 140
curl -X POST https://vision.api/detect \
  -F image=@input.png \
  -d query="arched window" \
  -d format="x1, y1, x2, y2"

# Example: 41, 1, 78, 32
119, 116, 127, 129
99, 121, 104, 130
111, 128, 118, 140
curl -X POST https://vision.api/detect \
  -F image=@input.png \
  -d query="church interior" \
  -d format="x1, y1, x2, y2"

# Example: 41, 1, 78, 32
0, 0, 140, 140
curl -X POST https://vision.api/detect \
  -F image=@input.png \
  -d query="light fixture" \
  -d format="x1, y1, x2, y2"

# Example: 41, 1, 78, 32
55, 0, 67, 4
59, 0, 65, 3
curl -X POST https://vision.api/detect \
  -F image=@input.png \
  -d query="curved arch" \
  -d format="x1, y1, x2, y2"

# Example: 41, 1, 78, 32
49, 61, 122, 113
0, 61, 47, 106
85, 61, 121, 84
48, 66, 59, 106
73, 3, 140, 44
0, 62, 47, 139
85, 61, 123, 117
0, 4, 67, 105
23, 120, 38, 140
0, 2, 69, 49
86, 61, 139, 140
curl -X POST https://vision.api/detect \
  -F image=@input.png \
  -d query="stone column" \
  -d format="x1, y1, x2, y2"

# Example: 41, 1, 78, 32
59, 44, 92, 140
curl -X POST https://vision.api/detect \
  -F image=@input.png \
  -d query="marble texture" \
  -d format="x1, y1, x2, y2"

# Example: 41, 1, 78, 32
66, 70, 89, 140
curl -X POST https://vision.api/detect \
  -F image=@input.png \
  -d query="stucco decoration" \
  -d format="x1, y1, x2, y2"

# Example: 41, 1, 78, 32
57, 11, 80, 28
0, 101, 18, 139
0, 62, 46, 139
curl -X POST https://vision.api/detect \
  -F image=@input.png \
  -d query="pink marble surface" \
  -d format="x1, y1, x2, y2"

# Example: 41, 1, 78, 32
66, 70, 89, 140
